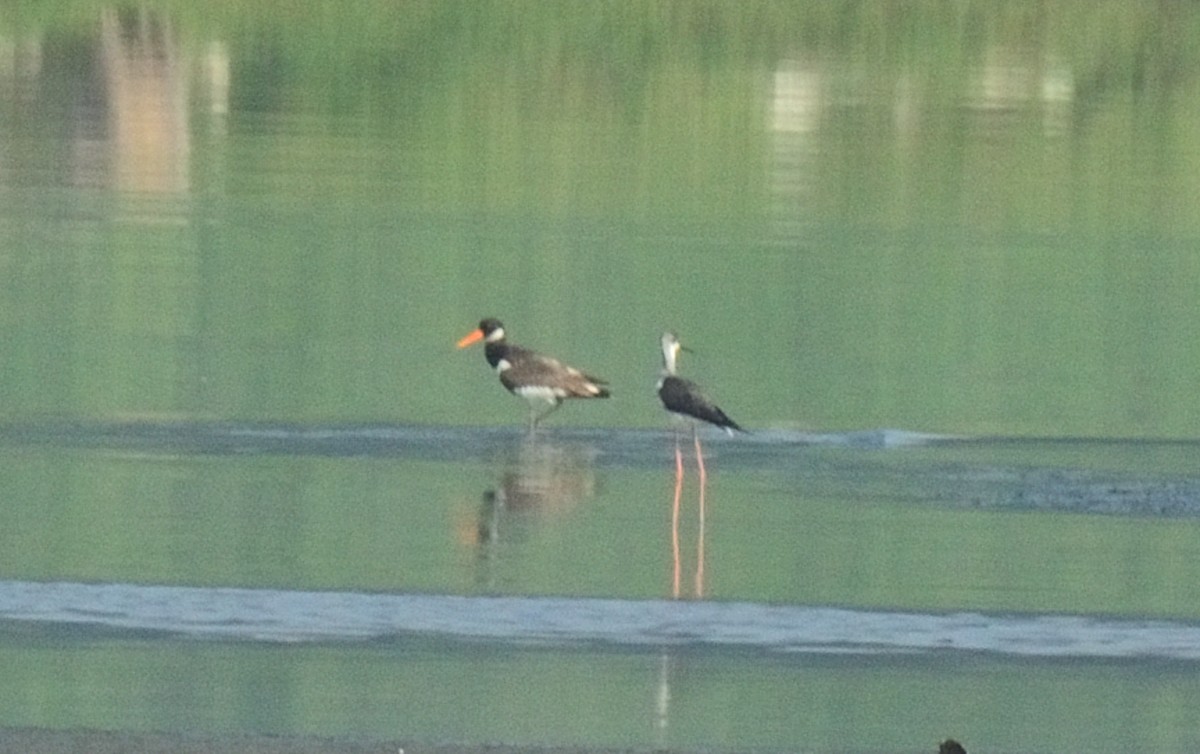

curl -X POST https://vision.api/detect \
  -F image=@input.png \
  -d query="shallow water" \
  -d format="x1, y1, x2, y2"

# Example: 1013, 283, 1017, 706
4, 3, 1200, 752
3, 423, 1200, 752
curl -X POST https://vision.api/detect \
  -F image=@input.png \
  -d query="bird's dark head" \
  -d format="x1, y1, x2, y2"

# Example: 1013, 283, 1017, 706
457, 318, 506, 349
478, 318, 504, 336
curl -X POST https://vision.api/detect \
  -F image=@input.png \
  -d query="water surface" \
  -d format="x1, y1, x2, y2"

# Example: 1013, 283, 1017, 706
3, 3, 1200, 753
4, 423, 1200, 753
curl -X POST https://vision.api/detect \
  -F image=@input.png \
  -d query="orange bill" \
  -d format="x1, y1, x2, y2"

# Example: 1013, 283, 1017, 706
456, 328, 484, 348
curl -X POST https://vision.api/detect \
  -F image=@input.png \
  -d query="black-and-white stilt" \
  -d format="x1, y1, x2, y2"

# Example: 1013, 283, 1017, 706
457, 318, 611, 431
658, 331, 742, 599
657, 331, 743, 457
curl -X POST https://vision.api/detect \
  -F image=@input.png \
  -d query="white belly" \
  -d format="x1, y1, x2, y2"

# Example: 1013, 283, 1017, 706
514, 384, 565, 404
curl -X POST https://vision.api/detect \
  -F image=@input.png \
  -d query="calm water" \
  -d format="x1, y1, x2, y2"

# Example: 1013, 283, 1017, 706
2, 3, 1200, 753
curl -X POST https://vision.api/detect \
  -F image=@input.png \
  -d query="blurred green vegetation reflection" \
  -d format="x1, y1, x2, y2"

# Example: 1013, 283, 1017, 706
3, 3, 1200, 752
0, 2, 1198, 436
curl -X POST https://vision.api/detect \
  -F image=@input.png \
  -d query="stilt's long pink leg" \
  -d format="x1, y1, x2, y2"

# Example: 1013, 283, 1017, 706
693, 426, 706, 597
671, 433, 683, 599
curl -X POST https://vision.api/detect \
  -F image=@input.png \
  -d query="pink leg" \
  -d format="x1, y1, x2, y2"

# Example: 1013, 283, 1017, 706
671, 434, 683, 599
693, 426, 706, 597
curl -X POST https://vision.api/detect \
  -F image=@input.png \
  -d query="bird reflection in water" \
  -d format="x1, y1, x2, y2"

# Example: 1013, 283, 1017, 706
467, 435, 598, 589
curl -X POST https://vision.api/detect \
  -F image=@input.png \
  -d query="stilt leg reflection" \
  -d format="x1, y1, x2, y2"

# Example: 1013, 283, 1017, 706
655, 651, 672, 745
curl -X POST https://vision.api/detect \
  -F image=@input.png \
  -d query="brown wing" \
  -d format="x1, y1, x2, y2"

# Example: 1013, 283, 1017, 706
500, 348, 610, 399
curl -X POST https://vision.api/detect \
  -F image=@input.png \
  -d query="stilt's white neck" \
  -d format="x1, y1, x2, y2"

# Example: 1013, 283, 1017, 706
660, 332, 680, 376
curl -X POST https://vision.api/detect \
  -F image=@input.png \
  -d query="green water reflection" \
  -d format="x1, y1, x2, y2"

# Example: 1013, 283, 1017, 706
2, 432, 1197, 752
3, 636, 1200, 753
6, 438, 1200, 617
4, 2, 1200, 752
1, 2, 1199, 436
